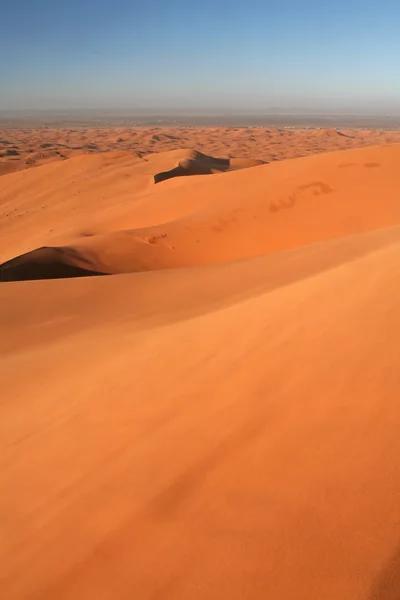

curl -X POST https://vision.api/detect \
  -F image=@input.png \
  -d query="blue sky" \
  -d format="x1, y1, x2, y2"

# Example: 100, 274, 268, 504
1, 0, 399, 112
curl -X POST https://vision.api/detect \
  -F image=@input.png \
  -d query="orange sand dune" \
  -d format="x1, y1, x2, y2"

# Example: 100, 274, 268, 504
2, 143, 400, 278
1, 139, 400, 600
0, 148, 263, 265
1, 226, 400, 599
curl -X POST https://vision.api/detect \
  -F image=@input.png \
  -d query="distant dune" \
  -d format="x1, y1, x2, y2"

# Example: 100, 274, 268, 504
1, 126, 400, 176
2, 137, 400, 599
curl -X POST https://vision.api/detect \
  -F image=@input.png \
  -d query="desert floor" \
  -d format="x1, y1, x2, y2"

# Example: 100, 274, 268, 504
2, 125, 400, 175
1, 128, 400, 599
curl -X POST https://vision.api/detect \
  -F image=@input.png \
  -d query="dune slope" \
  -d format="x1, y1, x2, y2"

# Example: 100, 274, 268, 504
1, 143, 400, 599
1, 226, 400, 599
0, 148, 264, 266
1, 144, 400, 278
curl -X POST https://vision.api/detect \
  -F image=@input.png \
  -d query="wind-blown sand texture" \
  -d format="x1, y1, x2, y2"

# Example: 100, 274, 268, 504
1, 137, 400, 599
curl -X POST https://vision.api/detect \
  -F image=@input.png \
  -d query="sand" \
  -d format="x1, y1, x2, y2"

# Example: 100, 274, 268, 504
1, 131, 400, 599
1, 125, 400, 176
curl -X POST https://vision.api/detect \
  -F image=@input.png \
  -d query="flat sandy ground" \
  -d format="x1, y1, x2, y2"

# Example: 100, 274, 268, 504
1, 128, 400, 599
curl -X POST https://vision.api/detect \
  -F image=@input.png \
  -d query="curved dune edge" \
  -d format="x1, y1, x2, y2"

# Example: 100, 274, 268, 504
0, 146, 268, 265
152, 150, 266, 183
0, 246, 106, 281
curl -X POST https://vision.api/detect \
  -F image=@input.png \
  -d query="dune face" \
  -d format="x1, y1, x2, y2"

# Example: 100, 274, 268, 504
0, 247, 106, 281
2, 138, 400, 600
2, 144, 400, 279
152, 150, 265, 183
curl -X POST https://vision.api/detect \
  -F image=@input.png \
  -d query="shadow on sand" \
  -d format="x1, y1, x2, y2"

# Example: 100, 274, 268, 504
369, 543, 400, 600
0, 246, 106, 281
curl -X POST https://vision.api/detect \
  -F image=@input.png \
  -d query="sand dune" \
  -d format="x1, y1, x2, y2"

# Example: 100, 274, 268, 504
1, 139, 400, 599
2, 144, 400, 279
152, 149, 265, 183
0, 148, 264, 266
2, 125, 400, 176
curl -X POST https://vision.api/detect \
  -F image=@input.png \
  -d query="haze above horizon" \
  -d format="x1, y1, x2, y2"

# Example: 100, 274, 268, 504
1, 0, 399, 113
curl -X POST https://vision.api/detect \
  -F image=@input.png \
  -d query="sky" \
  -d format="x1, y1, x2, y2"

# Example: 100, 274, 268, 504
1, 0, 400, 113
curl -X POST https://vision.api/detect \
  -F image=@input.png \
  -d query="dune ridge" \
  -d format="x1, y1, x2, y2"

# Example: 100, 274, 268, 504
1, 140, 400, 599
2, 143, 400, 280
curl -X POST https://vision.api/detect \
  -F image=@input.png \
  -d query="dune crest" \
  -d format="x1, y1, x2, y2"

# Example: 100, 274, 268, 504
2, 143, 400, 280
152, 149, 265, 183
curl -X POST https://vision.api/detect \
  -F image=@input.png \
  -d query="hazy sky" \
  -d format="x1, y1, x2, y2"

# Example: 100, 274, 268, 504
1, 0, 399, 112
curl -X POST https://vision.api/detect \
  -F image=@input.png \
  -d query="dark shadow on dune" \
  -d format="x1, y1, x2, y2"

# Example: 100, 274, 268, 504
154, 151, 266, 183
154, 155, 231, 184
336, 130, 354, 138
369, 542, 400, 600
0, 246, 106, 282
0, 262, 105, 281
155, 163, 214, 183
